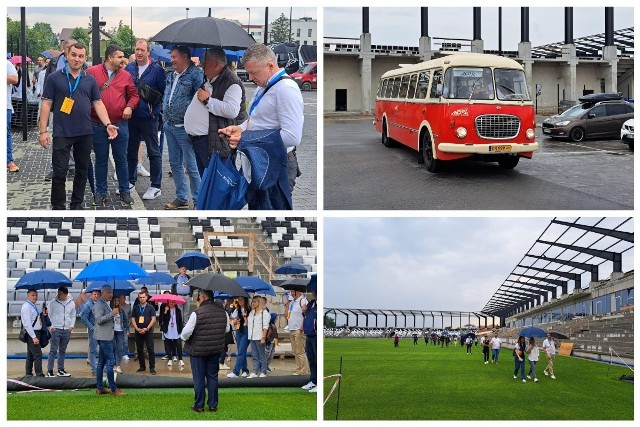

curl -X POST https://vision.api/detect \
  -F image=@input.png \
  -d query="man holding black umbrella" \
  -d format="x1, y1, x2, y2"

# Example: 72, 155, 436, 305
181, 289, 229, 413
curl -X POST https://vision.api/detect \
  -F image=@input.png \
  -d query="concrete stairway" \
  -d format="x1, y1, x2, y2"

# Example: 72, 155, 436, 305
159, 217, 200, 275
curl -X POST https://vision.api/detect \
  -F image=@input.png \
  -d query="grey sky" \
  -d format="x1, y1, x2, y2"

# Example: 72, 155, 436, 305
324, 217, 634, 313
6, 7, 316, 42
324, 7, 634, 51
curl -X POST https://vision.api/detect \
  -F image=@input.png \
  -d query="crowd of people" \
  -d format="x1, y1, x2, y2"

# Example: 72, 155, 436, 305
8, 38, 305, 210
19, 275, 317, 410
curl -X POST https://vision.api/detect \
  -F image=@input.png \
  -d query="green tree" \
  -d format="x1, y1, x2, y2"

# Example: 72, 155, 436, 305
107, 21, 135, 57
270, 13, 291, 43
324, 315, 336, 329
69, 27, 91, 51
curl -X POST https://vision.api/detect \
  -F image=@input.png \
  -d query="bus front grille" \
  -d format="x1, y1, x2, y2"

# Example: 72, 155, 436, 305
475, 115, 521, 139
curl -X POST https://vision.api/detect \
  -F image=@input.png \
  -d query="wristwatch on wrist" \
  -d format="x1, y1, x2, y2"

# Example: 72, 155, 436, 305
105, 122, 112, 128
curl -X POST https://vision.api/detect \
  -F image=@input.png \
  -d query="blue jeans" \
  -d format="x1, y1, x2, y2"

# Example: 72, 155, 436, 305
232, 327, 249, 375
113, 330, 125, 367
528, 360, 537, 379
305, 334, 317, 385
190, 354, 220, 410
7, 109, 13, 164
47, 328, 71, 372
128, 119, 162, 188
514, 357, 525, 380
96, 339, 117, 391
492, 348, 500, 362
164, 123, 200, 203
250, 340, 268, 374
88, 329, 98, 374
93, 122, 130, 197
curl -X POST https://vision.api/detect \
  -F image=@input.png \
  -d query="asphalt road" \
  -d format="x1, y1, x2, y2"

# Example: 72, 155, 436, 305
324, 118, 633, 210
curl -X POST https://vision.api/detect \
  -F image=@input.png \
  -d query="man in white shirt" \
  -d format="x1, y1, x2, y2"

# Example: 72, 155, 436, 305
287, 290, 309, 375
490, 332, 502, 363
184, 47, 246, 176
219, 43, 304, 191
542, 332, 557, 379
21, 290, 45, 376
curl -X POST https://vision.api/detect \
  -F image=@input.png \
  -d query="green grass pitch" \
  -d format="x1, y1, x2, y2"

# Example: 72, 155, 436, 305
323, 338, 633, 420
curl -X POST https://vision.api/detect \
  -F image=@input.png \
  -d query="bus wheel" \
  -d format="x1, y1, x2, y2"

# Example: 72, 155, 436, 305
302, 82, 312, 91
382, 121, 395, 147
421, 133, 440, 172
497, 155, 520, 170
569, 127, 585, 142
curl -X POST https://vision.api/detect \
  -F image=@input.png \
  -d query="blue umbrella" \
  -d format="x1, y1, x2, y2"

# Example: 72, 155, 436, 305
150, 44, 172, 62
175, 252, 211, 271
234, 276, 276, 295
75, 259, 150, 282
86, 280, 136, 296
519, 327, 547, 338
274, 262, 308, 275
15, 270, 72, 290
136, 272, 176, 287
441, 331, 450, 336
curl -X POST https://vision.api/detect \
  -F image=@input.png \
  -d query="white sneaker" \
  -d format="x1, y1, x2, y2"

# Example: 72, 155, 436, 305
527, 375, 531, 379
167, 360, 172, 367
534, 378, 539, 382
522, 379, 526, 383
283, 325, 290, 331
142, 187, 162, 200
544, 371, 549, 376
241, 372, 249, 377
301, 381, 316, 390
258, 373, 267, 378
551, 375, 556, 379
115, 182, 135, 195
137, 163, 151, 177
161, 355, 169, 360
247, 373, 258, 379
226, 372, 238, 378
122, 355, 129, 361
308, 386, 317, 393
513, 375, 517, 379
178, 360, 185, 368
172, 357, 178, 362
219, 364, 230, 370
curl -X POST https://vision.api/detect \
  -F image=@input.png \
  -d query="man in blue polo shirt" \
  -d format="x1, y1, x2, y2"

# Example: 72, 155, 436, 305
38, 43, 118, 210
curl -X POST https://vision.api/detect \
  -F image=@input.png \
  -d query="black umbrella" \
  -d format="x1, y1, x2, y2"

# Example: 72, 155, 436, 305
186, 273, 249, 297
278, 278, 310, 292
152, 17, 256, 50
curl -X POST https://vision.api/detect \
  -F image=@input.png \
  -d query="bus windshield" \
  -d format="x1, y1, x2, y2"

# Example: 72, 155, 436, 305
443, 67, 531, 101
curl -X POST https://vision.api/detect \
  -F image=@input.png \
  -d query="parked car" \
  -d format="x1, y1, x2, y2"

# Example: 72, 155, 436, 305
620, 118, 634, 151
291, 62, 317, 91
236, 64, 249, 82
542, 95, 634, 142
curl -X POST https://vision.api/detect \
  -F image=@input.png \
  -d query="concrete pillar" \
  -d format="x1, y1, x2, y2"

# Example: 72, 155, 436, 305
561, 44, 578, 101
471, 39, 484, 53
602, 45, 618, 93
359, 32, 375, 115
518, 41, 533, 92
418, 36, 432, 62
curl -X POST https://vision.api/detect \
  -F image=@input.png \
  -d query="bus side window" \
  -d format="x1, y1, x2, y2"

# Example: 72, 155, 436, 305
399, 75, 410, 99
416, 71, 430, 99
390, 77, 401, 98
407, 74, 417, 99
378, 79, 388, 98
430, 69, 443, 99
384, 78, 394, 98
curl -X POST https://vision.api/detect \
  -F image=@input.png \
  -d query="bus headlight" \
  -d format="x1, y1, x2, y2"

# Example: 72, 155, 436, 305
526, 128, 535, 139
455, 127, 467, 139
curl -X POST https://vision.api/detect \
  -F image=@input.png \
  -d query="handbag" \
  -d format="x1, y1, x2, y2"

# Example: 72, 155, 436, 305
40, 329, 52, 348
196, 153, 248, 210
138, 81, 163, 105
18, 314, 39, 343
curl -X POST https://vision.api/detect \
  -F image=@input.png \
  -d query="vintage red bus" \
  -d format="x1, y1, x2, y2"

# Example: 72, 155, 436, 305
374, 53, 538, 172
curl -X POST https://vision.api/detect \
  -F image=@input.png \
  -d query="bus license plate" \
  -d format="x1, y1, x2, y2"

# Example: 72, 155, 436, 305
489, 145, 512, 152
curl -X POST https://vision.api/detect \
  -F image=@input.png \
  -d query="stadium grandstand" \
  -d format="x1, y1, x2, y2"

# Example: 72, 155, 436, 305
325, 217, 633, 366
7, 216, 317, 358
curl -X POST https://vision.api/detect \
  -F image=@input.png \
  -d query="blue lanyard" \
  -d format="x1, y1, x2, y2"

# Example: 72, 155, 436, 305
27, 301, 40, 317
139, 304, 146, 316
65, 65, 81, 98
249, 69, 286, 116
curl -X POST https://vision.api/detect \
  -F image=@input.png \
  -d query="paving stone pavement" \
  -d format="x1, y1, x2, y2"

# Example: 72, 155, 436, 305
7, 84, 317, 211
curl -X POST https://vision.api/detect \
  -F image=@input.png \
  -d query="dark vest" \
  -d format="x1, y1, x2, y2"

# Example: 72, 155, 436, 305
184, 299, 226, 357
207, 66, 248, 159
